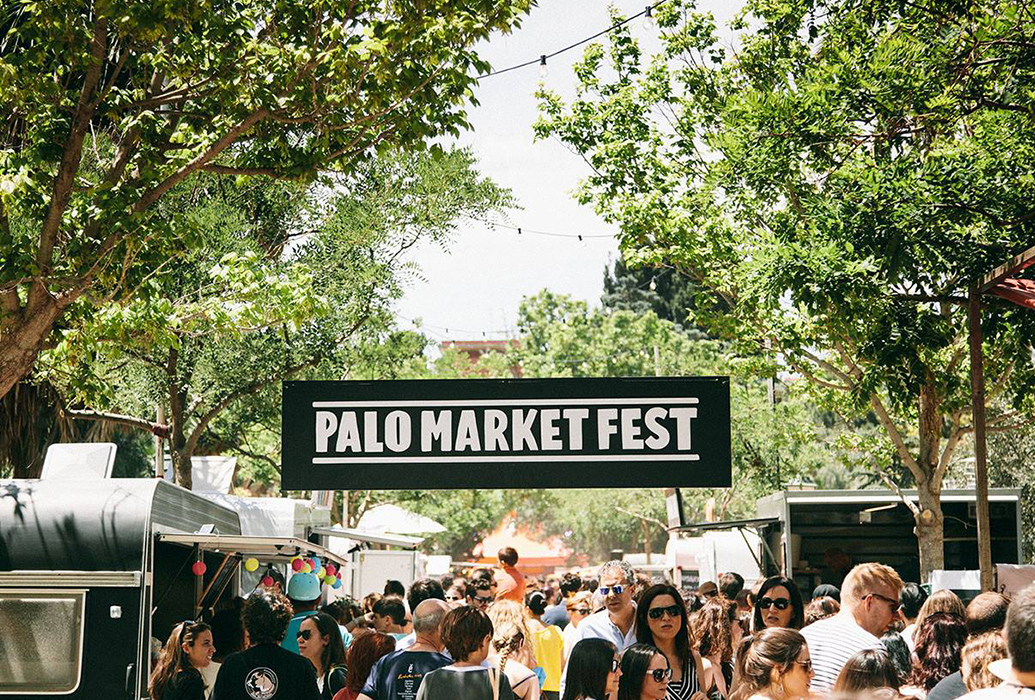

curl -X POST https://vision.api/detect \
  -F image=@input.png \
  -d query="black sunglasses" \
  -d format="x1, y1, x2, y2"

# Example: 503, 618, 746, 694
296, 629, 312, 641
650, 668, 673, 682
179, 620, 196, 643
758, 597, 791, 610
648, 605, 681, 620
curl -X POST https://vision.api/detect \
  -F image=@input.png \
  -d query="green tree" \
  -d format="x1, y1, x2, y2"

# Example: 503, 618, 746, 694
602, 257, 721, 338
0, 0, 534, 399
40, 148, 512, 487
536, 1, 1035, 578
510, 290, 830, 560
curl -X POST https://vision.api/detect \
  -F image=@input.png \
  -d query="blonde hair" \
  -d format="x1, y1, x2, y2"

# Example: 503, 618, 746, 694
841, 563, 904, 606
915, 589, 966, 632
961, 631, 1007, 692
487, 600, 536, 666
565, 591, 592, 612
492, 620, 524, 676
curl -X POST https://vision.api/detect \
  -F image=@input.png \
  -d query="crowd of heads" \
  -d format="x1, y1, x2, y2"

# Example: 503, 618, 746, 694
148, 548, 1035, 700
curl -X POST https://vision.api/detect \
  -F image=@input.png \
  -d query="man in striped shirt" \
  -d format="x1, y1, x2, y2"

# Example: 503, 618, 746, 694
800, 562, 904, 692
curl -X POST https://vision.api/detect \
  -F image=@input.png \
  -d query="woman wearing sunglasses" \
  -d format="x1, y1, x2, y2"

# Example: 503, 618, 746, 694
148, 620, 214, 700
563, 638, 622, 700
634, 584, 703, 700
618, 644, 674, 700
297, 612, 348, 699
564, 592, 594, 661
751, 577, 804, 633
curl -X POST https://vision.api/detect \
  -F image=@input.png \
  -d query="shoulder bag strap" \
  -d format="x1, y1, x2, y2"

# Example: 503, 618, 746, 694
488, 666, 500, 700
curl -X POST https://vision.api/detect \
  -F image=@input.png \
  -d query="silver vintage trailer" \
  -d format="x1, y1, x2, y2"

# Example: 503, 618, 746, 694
0, 478, 350, 699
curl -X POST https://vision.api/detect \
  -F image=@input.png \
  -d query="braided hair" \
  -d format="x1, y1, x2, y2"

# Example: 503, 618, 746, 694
492, 620, 525, 677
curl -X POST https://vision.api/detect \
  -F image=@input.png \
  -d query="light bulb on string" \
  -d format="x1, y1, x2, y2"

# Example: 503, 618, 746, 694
538, 55, 548, 80
649, 276, 657, 292
643, 6, 654, 30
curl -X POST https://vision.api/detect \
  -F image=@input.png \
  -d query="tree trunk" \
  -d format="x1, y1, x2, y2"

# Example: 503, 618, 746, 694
915, 383, 945, 581
915, 476, 945, 580
0, 301, 65, 400
167, 348, 193, 489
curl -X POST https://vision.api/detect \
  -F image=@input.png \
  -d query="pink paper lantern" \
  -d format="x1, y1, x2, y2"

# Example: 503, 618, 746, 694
192, 561, 207, 576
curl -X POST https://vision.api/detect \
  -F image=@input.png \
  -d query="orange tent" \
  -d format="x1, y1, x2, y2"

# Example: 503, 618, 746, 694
471, 515, 572, 576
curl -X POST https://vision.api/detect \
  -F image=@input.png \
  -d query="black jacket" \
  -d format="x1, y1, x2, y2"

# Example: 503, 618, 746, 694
159, 669, 206, 700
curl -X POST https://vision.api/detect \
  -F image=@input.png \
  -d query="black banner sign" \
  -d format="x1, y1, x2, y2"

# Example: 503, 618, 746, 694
281, 377, 731, 490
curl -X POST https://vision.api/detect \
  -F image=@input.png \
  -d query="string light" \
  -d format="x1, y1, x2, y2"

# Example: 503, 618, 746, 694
476, 1, 669, 80
470, 217, 614, 240
539, 55, 548, 80
643, 6, 654, 30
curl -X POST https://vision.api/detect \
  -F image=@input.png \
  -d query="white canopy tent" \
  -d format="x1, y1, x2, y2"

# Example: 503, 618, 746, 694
356, 504, 446, 535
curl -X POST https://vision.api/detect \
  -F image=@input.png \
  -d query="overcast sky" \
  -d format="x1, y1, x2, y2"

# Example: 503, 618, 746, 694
395, 0, 741, 342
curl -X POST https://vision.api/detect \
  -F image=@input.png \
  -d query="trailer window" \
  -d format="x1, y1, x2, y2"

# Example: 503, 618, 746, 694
0, 590, 85, 694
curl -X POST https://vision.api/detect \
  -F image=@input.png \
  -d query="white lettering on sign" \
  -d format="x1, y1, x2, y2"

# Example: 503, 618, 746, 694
421, 410, 452, 451
563, 408, 589, 450
484, 410, 509, 451
311, 399, 703, 463
384, 410, 411, 452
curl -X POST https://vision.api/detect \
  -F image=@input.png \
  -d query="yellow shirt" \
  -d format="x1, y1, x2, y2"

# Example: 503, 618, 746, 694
532, 624, 565, 692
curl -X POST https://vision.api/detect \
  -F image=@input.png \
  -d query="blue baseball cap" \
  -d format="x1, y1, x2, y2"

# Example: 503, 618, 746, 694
287, 572, 321, 602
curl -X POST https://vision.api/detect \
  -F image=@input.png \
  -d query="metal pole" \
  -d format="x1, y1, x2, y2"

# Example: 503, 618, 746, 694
968, 292, 994, 591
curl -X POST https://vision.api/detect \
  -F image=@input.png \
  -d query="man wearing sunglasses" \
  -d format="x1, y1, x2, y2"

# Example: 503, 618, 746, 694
560, 560, 639, 696
466, 578, 495, 611
801, 562, 904, 692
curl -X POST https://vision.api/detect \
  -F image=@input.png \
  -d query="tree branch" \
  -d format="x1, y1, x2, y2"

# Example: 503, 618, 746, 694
131, 109, 270, 214
934, 412, 964, 486
874, 467, 921, 518
201, 164, 302, 180
63, 407, 170, 437
33, 18, 107, 303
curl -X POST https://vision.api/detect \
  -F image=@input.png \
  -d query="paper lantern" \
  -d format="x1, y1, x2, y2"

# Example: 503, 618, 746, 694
324, 574, 336, 585
317, 567, 326, 579
332, 578, 342, 589
244, 558, 259, 572
325, 564, 337, 577
291, 558, 304, 572
192, 561, 207, 576
261, 575, 274, 587
301, 563, 312, 574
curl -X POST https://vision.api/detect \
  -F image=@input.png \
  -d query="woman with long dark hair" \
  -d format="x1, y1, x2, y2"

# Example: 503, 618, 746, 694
634, 584, 702, 700
902, 612, 967, 696
148, 620, 214, 700
297, 612, 348, 699
618, 644, 672, 700
562, 638, 621, 700
751, 577, 804, 633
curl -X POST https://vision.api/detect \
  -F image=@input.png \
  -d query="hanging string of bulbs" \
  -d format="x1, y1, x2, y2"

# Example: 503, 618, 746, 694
469, 216, 614, 241
476, 1, 669, 80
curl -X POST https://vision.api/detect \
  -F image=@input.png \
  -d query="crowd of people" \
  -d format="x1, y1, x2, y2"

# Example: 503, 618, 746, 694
147, 547, 1035, 700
